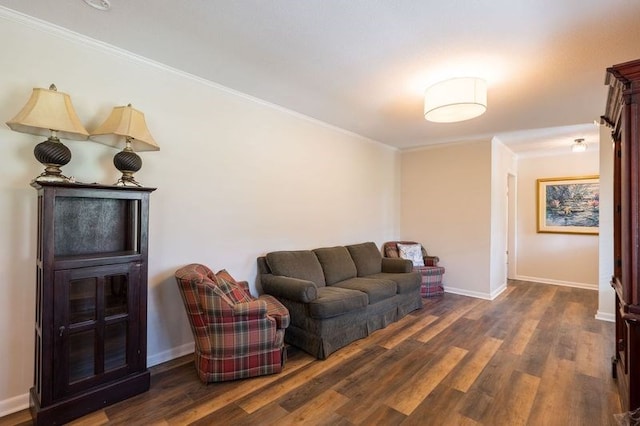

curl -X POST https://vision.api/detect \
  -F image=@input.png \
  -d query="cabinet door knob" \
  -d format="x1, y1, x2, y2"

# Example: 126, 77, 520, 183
59, 326, 65, 337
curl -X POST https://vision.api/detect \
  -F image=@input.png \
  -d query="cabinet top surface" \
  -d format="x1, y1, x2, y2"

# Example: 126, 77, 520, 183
31, 181, 157, 192
607, 58, 640, 85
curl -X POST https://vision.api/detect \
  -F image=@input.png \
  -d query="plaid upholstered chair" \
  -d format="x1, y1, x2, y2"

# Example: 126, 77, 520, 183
383, 241, 445, 297
175, 263, 290, 382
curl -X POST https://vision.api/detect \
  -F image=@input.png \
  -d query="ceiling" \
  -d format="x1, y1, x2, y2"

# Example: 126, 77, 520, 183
1, 0, 640, 153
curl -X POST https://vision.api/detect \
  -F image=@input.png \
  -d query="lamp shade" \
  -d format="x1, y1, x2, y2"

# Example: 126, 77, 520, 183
90, 104, 159, 152
6, 84, 89, 140
424, 77, 487, 123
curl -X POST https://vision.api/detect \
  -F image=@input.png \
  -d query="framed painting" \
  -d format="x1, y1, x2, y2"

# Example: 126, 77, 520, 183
537, 175, 599, 234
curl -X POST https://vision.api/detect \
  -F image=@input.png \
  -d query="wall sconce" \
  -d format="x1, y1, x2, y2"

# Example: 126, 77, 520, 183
6, 84, 89, 183
424, 77, 487, 123
90, 104, 159, 186
571, 138, 587, 153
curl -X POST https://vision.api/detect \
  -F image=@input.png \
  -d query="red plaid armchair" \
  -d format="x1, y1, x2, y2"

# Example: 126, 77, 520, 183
384, 241, 445, 297
175, 263, 290, 382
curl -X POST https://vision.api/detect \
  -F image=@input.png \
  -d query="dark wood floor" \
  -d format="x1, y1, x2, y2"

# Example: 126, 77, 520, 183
1, 280, 622, 425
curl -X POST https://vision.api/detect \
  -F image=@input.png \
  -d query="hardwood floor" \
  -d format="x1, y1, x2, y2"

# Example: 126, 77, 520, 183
1, 280, 622, 425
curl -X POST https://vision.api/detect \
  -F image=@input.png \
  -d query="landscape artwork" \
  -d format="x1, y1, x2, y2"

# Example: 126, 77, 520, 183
537, 176, 599, 234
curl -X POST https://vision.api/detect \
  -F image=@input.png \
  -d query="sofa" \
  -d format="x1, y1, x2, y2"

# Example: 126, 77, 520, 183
257, 242, 422, 359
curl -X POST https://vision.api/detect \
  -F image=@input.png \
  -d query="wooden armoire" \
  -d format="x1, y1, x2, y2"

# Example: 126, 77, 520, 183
603, 58, 640, 413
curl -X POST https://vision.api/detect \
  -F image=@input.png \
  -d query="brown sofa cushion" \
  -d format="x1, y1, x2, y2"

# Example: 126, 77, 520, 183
332, 277, 397, 304
366, 272, 421, 294
313, 246, 357, 285
346, 242, 383, 276
308, 287, 368, 319
266, 250, 326, 286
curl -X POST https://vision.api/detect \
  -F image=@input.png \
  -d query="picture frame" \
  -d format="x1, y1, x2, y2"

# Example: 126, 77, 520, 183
537, 175, 599, 235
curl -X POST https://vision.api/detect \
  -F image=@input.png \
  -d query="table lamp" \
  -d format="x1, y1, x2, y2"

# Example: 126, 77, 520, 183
6, 84, 89, 183
90, 104, 159, 186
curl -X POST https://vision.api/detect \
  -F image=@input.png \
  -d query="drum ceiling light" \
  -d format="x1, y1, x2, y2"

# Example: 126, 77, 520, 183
424, 77, 487, 123
571, 138, 587, 153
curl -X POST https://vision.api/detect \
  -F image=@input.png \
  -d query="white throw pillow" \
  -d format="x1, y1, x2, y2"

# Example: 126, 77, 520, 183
397, 243, 424, 267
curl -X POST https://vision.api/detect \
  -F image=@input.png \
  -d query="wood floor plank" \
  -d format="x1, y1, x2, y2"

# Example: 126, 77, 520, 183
526, 357, 578, 426
447, 337, 503, 392
277, 389, 350, 425
381, 314, 439, 349
361, 404, 407, 425
276, 344, 386, 413
515, 326, 556, 378
505, 318, 539, 355
478, 370, 540, 426
3, 281, 621, 426
386, 345, 468, 415
65, 410, 110, 426
334, 341, 433, 424
0, 409, 32, 426
237, 342, 363, 414
415, 300, 482, 343
221, 400, 290, 426
525, 285, 558, 320
165, 354, 314, 424
401, 384, 467, 426
576, 329, 609, 380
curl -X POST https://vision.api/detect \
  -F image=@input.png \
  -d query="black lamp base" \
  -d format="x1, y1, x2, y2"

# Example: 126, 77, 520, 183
113, 148, 143, 187
33, 137, 72, 183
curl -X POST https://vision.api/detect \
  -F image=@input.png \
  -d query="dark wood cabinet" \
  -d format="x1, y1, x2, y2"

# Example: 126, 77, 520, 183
30, 182, 155, 425
603, 58, 640, 413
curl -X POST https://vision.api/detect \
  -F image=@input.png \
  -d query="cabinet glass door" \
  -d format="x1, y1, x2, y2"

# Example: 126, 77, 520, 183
54, 263, 140, 397
68, 277, 96, 382
104, 274, 129, 371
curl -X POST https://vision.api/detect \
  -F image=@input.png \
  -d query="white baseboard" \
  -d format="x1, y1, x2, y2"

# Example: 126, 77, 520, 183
595, 311, 615, 322
514, 275, 598, 291
0, 392, 29, 418
444, 283, 508, 301
490, 283, 508, 300
147, 342, 194, 367
0, 342, 196, 417
444, 286, 493, 300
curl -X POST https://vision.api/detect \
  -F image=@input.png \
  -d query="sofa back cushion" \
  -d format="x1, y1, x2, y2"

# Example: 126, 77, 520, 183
313, 246, 357, 285
346, 242, 383, 276
266, 250, 326, 287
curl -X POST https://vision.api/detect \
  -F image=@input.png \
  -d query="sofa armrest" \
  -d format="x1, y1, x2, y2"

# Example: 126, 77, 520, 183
382, 257, 413, 273
424, 255, 440, 266
261, 274, 318, 303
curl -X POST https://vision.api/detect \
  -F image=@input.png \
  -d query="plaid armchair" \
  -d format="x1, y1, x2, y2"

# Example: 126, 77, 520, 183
175, 263, 290, 382
384, 241, 445, 297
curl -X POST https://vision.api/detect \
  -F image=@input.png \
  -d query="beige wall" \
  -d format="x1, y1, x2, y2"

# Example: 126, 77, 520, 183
0, 11, 401, 413
490, 140, 518, 296
515, 150, 600, 287
401, 140, 493, 298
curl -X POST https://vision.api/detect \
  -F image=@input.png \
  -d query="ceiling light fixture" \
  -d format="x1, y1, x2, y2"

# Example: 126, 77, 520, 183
571, 138, 587, 153
83, 0, 111, 11
424, 77, 487, 123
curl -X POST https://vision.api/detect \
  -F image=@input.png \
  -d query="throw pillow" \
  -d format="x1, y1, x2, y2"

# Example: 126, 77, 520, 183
397, 243, 425, 267
216, 269, 239, 284
216, 276, 253, 304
